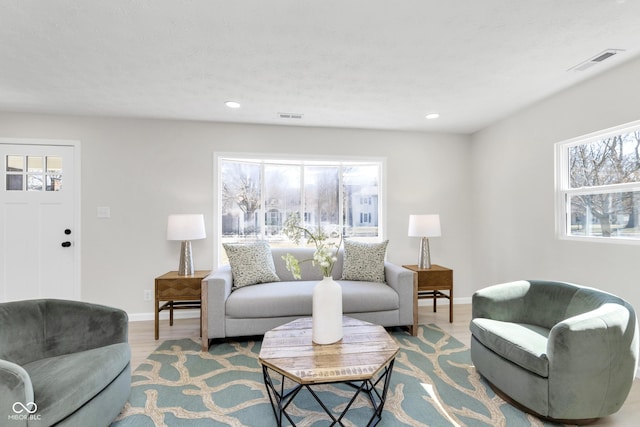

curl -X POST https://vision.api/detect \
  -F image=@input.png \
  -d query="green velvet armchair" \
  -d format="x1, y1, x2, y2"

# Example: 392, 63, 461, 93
0, 299, 131, 426
470, 280, 638, 423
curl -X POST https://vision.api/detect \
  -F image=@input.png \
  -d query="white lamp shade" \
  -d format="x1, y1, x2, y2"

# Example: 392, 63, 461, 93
408, 214, 441, 237
167, 214, 206, 241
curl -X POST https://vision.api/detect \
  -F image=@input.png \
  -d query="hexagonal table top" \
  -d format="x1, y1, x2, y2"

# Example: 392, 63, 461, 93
258, 316, 399, 385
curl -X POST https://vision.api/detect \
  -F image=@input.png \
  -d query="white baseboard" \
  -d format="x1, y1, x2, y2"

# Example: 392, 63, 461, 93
128, 310, 200, 322
418, 297, 471, 307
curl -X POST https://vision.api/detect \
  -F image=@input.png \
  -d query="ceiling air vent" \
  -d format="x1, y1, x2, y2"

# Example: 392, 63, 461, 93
568, 49, 625, 72
278, 112, 304, 119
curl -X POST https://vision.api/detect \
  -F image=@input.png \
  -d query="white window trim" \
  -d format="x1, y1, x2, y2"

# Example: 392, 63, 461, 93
213, 152, 387, 268
555, 119, 640, 245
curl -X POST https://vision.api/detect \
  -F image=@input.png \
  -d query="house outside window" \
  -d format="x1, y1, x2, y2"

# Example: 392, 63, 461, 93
215, 154, 385, 264
556, 120, 640, 243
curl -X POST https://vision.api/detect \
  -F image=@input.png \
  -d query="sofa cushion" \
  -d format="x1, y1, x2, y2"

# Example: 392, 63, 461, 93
223, 241, 280, 288
23, 342, 130, 426
470, 318, 550, 377
226, 280, 399, 318
340, 280, 399, 312
341, 240, 388, 283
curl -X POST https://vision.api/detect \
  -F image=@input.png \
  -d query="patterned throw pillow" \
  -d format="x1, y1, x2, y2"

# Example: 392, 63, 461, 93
223, 241, 280, 288
341, 240, 389, 283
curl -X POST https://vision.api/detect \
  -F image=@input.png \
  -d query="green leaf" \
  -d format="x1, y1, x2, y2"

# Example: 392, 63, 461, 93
281, 253, 301, 280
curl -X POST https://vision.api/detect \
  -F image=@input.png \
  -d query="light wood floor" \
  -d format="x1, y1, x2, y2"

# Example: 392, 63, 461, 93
128, 304, 639, 426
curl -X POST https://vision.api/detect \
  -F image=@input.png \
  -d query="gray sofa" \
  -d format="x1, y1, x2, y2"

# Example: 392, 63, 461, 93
202, 247, 416, 350
470, 280, 639, 423
0, 299, 131, 427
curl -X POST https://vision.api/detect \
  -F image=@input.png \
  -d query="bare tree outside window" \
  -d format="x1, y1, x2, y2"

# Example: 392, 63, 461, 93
221, 161, 261, 237
562, 128, 640, 240
304, 166, 339, 232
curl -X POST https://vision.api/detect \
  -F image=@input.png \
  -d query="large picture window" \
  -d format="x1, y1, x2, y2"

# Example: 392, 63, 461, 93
556, 120, 640, 243
215, 154, 385, 264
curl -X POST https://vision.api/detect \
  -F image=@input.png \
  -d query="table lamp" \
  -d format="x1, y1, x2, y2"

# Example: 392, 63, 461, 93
408, 214, 441, 269
167, 214, 206, 276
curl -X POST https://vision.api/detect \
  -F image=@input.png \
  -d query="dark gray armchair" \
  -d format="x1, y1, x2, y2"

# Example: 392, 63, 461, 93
470, 280, 639, 423
0, 299, 131, 426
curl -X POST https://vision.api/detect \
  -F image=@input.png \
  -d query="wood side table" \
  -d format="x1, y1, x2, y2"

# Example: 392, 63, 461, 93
402, 264, 453, 323
155, 270, 210, 340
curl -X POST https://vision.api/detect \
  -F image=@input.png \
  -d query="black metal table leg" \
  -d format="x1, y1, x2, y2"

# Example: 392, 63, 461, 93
261, 359, 396, 427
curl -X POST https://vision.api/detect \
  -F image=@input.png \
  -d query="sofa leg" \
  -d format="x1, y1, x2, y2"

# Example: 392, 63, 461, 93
408, 323, 418, 336
200, 280, 208, 351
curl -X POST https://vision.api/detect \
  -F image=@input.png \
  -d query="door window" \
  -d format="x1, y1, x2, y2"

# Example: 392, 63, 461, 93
5, 155, 63, 191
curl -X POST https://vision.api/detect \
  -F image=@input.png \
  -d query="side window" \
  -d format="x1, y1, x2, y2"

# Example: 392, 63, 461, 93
556, 123, 640, 242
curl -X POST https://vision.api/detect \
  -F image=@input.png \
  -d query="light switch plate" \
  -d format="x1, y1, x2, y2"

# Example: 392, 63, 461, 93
97, 207, 111, 218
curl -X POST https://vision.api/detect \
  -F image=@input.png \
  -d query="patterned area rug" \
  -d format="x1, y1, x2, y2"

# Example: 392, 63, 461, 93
112, 325, 564, 426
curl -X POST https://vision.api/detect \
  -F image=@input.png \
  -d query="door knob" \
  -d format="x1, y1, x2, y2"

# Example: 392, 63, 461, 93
61, 241, 72, 248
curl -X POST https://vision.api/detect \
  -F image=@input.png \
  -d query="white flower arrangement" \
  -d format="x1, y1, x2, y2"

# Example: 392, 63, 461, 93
281, 212, 342, 279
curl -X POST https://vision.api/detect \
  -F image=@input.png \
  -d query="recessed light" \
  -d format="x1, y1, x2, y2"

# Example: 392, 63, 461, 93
225, 101, 241, 109
425, 113, 440, 120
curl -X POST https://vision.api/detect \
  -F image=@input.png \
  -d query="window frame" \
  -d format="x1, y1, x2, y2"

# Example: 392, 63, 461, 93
213, 152, 387, 267
555, 119, 640, 245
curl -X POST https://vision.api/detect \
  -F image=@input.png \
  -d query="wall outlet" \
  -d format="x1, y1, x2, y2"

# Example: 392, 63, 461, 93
143, 290, 152, 301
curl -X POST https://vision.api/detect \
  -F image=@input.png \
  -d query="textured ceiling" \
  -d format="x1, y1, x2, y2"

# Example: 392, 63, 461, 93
1, 0, 640, 134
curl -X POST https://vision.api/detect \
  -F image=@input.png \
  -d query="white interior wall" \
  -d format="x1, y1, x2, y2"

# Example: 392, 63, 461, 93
5, 55, 638, 320
0, 113, 472, 316
471, 55, 640, 313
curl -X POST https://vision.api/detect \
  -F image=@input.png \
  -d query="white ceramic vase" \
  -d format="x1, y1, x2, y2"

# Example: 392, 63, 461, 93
312, 276, 343, 344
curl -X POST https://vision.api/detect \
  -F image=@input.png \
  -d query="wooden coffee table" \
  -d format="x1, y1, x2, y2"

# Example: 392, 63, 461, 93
258, 316, 399, 426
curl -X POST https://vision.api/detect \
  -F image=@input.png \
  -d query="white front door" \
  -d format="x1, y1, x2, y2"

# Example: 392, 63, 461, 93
0, 139, 80, 302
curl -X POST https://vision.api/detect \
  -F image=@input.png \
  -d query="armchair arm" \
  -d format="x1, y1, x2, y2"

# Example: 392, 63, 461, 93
471, 280, 531, 322
0, 359, 33, 426
202, 266, 233, 350
385, 262, 416, 332
43, 300, 128, 358
546, 304, 638, 419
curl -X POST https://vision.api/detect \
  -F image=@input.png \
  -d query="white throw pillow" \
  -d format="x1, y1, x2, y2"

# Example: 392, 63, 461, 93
341, 240, 389, 283
223, 241, 280, 288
